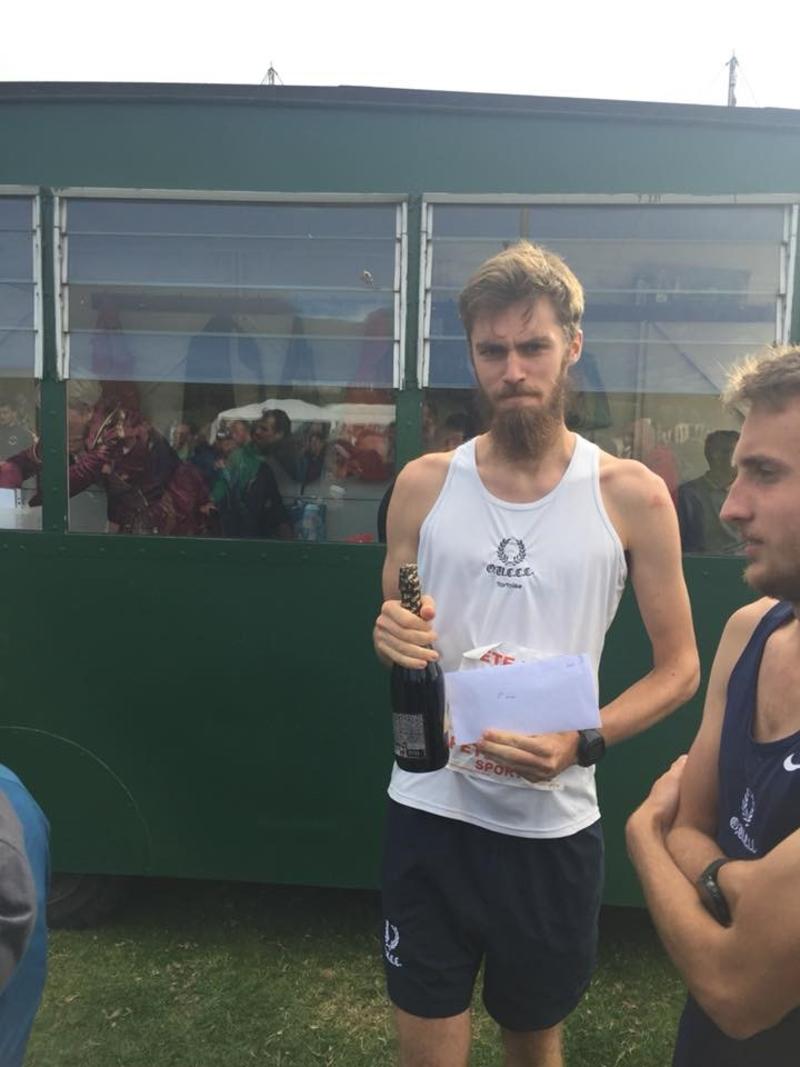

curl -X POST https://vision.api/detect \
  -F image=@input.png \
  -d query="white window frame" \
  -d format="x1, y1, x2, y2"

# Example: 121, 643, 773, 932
53, 188, 408, 388
418, 193, 800, 388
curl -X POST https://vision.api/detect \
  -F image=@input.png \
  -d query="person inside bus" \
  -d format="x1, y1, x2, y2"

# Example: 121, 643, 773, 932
627, 346, 800, 1066
252, 409, 299, 482
210, 424, 293, 540
0, 763, 48, 1067
624, 416, 680, 506
376, 409, 477, 543
677, 429, 743, 554
421, 398, 439, 450
0, 399, 33, 460
169, 421, 195, 461
0, 386, 214, 536
229, 419, 251, 449
296, 424, 327, 491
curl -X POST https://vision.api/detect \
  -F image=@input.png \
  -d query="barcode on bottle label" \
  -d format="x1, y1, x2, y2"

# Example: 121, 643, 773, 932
393, 712, 426, 759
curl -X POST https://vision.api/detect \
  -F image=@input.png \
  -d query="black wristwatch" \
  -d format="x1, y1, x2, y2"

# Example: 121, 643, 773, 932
696, 858, 733, 927
577, 729, 605, 767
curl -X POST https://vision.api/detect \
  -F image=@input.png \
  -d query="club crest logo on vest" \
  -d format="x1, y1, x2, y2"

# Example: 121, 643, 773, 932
498, 538, 526, 566
729, 786, 757, 853
741, 787, 755, 826
486, 537, 535, 589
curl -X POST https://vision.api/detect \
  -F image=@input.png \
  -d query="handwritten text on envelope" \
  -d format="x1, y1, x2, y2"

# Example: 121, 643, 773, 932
445, 654, 601, 744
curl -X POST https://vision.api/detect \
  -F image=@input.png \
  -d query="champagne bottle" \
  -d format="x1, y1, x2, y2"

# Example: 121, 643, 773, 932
391, 563, 449, 772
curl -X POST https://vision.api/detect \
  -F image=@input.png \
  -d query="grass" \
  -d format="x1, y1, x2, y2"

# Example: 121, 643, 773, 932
27, 880, 686, 1066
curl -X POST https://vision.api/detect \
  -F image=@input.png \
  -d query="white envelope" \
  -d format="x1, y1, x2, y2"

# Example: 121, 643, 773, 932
445, 653, 600, 745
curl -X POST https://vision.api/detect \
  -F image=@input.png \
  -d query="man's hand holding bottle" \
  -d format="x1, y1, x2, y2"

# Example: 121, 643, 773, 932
374, 594, 440, 670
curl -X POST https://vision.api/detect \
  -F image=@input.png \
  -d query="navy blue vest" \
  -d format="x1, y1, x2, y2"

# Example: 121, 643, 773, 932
0, 766, 49, 1067
674, 601, 800, 1066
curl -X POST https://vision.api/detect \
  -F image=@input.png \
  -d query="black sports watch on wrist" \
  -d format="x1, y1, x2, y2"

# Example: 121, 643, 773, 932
696, 858, 733, 927
577, 729, 605, 767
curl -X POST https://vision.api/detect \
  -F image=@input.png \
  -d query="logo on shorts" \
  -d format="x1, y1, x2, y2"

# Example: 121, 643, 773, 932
384, 921, 402, 968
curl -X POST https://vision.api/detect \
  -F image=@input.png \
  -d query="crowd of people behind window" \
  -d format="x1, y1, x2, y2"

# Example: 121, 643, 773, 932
0, 380, 744, 552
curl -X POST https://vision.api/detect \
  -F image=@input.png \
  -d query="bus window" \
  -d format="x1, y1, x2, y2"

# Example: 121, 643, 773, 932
421, 202, 792, 554
60, 197, 405, 542
0, 195, 41, 531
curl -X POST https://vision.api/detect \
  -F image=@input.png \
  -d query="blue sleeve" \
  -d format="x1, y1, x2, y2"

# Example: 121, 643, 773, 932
0, 794, 37, 993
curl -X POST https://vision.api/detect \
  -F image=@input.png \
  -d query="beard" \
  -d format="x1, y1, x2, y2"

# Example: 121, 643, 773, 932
485, 369, 569, 462
745, 555, 800, 603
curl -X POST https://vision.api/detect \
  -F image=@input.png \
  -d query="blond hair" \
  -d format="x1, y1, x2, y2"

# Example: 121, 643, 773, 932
458, 241, 584, 341
724, 345, 800, 411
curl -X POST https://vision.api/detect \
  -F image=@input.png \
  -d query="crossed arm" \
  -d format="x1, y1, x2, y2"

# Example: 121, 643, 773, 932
626, 602, 800, 1040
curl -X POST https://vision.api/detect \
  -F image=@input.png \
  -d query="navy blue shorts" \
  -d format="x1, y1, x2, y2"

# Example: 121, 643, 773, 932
381, 799, 604, 1032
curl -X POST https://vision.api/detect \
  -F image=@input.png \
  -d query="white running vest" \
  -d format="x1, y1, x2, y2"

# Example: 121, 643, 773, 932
388, 434, 628, 838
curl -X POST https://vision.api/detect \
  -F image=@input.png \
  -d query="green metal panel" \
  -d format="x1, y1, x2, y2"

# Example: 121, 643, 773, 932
0, 527, 754, 901
0, 533, 391, 886
2, 89, 800, 196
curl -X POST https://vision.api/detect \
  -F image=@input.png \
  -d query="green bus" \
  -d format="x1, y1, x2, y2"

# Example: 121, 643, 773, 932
1, 82, 798, 921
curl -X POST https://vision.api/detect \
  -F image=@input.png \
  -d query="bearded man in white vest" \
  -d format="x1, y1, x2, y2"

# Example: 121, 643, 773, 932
373, 241, 700, 1067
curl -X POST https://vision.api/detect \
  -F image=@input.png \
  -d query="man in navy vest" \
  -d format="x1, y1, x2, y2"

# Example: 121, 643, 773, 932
627, 345, 800, 1066
0, 765, 49, 1066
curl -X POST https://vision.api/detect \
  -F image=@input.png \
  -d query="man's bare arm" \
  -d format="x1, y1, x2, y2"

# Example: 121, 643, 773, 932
713, 829, 800, 1034
628, 760, 800, 1039
666, 601, 770, 882
598, 459, 700, 746
372, 454, 450, 669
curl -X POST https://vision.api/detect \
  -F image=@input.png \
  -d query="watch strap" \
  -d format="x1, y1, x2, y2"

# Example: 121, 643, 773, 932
577, 728, 605, 767
697, 857, 733, 927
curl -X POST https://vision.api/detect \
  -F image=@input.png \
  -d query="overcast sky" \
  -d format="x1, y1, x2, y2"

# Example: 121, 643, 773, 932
3, 0, 799, 111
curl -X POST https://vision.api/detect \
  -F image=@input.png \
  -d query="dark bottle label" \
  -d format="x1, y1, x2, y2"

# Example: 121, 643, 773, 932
391, 564, 449, 773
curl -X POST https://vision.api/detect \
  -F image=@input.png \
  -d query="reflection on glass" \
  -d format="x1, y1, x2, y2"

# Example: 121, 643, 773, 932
376, 390, 482, 543
64, 378, 396, 543
428, 203, 785, 395
69, 293, 395, 390
424, 202, 785, 554
62, 198, 402, 541
0, 388, 34, 458
0, 195, 40, 530
212, 393, 396, 544
0, 379, 41, 531
67, 200, 396, 240
583, 399, 745, 546
678, 430, 743, 555
0, 226, 35, 373
63, 379, 214, 536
